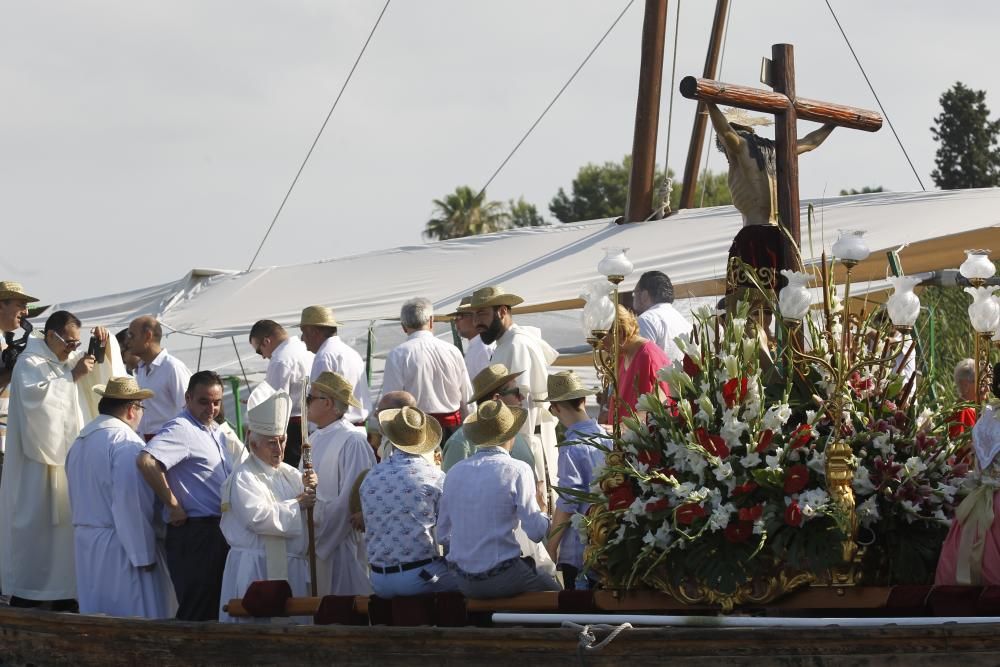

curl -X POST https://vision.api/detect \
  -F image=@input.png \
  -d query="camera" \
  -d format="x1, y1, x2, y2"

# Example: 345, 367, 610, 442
87, 336, 106, 364
1, 319, 33, 372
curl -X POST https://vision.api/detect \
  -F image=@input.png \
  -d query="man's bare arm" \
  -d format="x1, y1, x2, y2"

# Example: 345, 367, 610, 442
797, 124, 835, 154
706, 102, 743, 154
136, 451, 187, 526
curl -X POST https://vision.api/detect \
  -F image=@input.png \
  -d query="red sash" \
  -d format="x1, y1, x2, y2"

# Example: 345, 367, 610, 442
429, 410, 462, 429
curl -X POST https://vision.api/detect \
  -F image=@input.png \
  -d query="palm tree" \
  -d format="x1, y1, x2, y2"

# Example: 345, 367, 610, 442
424, 186, 510, 241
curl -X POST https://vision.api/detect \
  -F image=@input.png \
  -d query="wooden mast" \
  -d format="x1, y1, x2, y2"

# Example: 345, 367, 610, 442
624, 0, 669, 223
678, 0, 730, 210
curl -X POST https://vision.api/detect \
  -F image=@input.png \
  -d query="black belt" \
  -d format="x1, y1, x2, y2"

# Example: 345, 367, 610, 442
370, 558, 433, 574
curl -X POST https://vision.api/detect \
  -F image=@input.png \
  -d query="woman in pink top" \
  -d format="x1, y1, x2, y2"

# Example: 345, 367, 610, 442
607, 304, 671, 423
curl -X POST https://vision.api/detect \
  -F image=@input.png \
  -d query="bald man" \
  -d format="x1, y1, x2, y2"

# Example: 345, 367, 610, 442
125, 316, 192, 441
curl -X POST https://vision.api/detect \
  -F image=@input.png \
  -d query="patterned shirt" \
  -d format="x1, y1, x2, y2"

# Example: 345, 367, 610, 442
360, 448, 445, 567
555, 419, 609, 569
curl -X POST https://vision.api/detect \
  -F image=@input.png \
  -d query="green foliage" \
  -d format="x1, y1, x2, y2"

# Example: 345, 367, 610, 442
917, 285, 976, 400
548, 155, 731, 223
507, 197, 547, 229
838, 186, 886, 196
930, 82, 1000, 189
424, 187, 549, 241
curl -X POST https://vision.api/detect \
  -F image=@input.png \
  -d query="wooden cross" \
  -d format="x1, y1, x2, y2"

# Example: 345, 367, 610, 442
679, 43, 882, 248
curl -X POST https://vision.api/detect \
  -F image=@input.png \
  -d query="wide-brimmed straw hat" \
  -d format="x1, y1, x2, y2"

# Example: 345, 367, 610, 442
471, 363, 524, 403
299, 305, 339, 328
470, 285, 524, 309
310, 371, 361, 409
94, 376, 154, 400
448, 295, 473, 317
0, 281, 38, 303
379, 406, 442, 455
534, 370, 598, 403
464, 399, 527, 448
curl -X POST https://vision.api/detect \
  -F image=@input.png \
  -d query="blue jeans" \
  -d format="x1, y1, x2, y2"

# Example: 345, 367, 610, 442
370, 559, 458, 599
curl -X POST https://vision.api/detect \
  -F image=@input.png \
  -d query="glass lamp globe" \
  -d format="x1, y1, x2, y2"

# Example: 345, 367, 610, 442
886, 276, 922, 329
959, 249, 995, 281
777, 270, 813, 321
966, 286, 1000, 334
832, 229, 871, 264
597, 247, 634, 279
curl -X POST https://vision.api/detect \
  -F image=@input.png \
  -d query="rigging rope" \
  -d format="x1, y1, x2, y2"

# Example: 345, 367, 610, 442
562, 621, 634, 662
649, 0, 682, 220
824, 0, 926, 191
475, 0, 636, 200
246, 1, 392, 271
698, 0, 734, 209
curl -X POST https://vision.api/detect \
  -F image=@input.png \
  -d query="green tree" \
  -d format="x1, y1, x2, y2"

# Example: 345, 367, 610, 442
507, 197, 547, 228
549, 155, 731, 223
424, 186, 509, 241
930, 82, 1000, 189
839, 186, 885, 196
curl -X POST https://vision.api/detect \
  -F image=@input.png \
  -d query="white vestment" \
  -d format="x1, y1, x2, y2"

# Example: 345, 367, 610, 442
66, 414, 175, 618
0, 335, 121, 600
219, 453, 310, 623
309, 419, 375, 596
491, 324, 560, 509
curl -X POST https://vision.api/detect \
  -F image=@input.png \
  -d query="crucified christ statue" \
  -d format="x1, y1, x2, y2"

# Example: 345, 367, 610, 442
708, 102, 835, 226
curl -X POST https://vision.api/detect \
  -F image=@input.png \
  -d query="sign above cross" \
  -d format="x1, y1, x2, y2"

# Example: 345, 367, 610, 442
679, 43, 883, 248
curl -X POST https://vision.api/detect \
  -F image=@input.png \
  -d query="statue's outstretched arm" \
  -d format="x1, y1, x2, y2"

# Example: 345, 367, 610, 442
706, 102, 743, 155
797, 124, 835, 155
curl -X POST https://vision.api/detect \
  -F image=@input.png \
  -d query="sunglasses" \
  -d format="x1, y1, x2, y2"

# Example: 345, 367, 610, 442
498, 387, 522, 399
51, 330, 82, 350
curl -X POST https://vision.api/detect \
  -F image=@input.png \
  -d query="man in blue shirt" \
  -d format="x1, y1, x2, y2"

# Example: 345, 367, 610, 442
540, 371, 608, 590
438, 400, 560, 598
137, 370, 232, 621
361, 406, 458, 598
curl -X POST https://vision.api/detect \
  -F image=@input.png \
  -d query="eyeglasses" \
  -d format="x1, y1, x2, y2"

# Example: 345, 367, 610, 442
51, 330, 82, 350
498, 387, 522, 399
131, 402, 145, 411
306, 394, 330, 404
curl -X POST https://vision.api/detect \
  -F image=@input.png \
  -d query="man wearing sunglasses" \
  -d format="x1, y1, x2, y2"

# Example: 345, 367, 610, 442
0, 309, 118, 610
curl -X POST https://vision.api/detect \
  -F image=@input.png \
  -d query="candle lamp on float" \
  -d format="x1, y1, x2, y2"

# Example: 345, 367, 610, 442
778, 269, 814, 373
831, 230, 871, 358
959, 250, 998, 402
588, 248, 633, 438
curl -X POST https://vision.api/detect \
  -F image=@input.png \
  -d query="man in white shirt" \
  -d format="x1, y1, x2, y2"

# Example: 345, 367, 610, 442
632, 270, 690, 363
249, 319, 314, 468
66, 376, 174, 618
379, 297, 472, 440
299, 305, 371, 426
219, 388, 317, 623
451, 295, 494, 381
438, 400, 559, 598
306, 371, 376, 596
125, 315, 192, 442
0, 281, 36, 458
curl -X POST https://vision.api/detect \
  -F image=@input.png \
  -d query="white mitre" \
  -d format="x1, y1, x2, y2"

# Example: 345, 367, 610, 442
246, 385, 292, 437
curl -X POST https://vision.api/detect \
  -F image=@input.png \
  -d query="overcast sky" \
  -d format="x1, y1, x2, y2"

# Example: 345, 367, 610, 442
3, 1, 998, 304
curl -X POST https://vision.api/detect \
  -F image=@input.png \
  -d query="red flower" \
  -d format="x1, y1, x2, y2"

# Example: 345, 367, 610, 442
637, 448, 662, 467
732, 481, 759, 497
738, 504, 763, 522
789, 424, 813, 449
645, 497, 671, 514
676, 503, 707, 525
695, 428, 730, 459
784, 501, 803, 527
783, 464, 810, 494
722, 377, 750, 408
682, 354, 700, 378
724, 520, 753, 543
607, 485, 637, 511
756, 429, 775, 453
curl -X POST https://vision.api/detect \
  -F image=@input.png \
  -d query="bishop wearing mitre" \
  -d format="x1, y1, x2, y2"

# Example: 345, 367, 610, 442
218, 386, 317, 623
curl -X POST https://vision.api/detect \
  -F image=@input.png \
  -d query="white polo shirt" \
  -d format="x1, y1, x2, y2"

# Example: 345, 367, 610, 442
637, 302, 691, 363
136, 349, 192, 437
265, 336, 314, 418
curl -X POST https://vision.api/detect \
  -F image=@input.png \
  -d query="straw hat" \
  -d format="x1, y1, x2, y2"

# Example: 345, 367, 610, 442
463, 399, 528, 448
0, 281, 38, 303
535, 370, 598, 403
471, 363, 524, 403
247, 389, 292, 437
299, 305, 339, 328
378, 406, 442, 455
448, 295, 473, 317
723, 107, 773, 128
470, 285, 524, 309
310, 371, 361, 409
94, 376, 154, 400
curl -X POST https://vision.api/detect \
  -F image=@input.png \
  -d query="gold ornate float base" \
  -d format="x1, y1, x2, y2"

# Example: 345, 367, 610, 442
646, 570, 817, 613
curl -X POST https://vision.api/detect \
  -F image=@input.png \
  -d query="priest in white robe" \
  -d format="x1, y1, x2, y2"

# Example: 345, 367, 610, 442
219, 386, 316, 623
0, 310, 122, 606
306, 371, 375, 596
66, 376, 175, 618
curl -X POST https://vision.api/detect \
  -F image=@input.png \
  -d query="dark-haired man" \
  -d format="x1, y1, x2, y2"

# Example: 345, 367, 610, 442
126, 315, 191, 442
249, 319, 313, 467
633, 270, 691, 364
0, 310, 115, 609
138, 370, 233, 620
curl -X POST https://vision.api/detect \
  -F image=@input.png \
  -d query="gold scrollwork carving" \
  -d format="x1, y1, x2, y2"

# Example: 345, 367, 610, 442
645, 568, 817, 613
